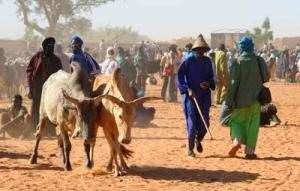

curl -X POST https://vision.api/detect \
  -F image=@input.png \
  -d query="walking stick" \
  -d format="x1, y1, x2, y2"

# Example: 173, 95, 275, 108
192, 97, 213, 140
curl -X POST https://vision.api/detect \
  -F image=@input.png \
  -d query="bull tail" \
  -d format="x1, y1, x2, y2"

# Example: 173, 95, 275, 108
120, 144, 134, 159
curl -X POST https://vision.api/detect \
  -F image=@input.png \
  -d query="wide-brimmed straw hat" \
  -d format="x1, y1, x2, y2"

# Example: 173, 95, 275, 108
192, 34, 210, 52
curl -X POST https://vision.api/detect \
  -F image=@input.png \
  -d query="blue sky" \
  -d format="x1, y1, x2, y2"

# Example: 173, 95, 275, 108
0, 0, 299, 40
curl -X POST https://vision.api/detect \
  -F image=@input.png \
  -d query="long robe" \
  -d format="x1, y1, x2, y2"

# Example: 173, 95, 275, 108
26, 52, 62, 127
215, 50, 228, 104
177, 53, 215, 150
229, 101, 260, 149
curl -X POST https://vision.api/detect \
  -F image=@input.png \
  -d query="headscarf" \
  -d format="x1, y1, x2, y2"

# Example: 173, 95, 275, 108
106, 47, 115, 59
42, 37, 55, 49
42, 37, 55, 56
238, 36, 254, 54
70, 35, 83, 47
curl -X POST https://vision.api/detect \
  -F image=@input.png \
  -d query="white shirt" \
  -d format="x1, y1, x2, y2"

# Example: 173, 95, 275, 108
100, 57, 118, 74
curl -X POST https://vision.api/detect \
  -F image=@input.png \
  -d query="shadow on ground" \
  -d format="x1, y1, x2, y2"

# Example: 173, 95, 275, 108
205, 155, 300, 161
0, 151, 29, 159
0, 163, 63, 171
129, 165, 260, 183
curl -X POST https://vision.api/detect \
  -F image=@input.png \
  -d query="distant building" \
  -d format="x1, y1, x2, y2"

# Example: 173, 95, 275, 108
273, 37, 300, 50
210, 30, 245, 50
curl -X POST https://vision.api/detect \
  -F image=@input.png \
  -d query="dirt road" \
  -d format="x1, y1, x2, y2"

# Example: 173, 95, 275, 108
0, 82, 299, 191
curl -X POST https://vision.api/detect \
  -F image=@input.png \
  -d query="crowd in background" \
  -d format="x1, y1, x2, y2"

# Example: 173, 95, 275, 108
1, 39, 300, 102
0, 36, 292, 158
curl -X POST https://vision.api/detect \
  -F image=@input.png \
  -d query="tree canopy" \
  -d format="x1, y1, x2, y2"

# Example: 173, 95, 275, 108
246, 17, 273, 47
15, 0, 116, 39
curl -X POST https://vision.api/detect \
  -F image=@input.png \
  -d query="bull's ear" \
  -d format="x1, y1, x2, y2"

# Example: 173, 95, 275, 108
130, 96, 162, 107
94, 94, 124, 107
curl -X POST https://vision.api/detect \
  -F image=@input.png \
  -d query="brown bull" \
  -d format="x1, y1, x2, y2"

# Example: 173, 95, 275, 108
93, 68, 160, 176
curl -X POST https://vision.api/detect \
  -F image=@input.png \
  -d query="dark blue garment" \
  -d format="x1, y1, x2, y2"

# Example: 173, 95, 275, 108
177, 54, 215, 104
177, 53, 215, 150
182, 94, 209, 150
70, 48, 100, 75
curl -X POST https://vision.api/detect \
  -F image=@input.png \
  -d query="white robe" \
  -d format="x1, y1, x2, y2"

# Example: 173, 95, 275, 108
100, 57, 118, 75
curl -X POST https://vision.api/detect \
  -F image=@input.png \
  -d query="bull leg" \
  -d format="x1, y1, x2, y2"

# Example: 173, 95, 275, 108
116, 143, 129, 171
109, 137, 124, 176
102, 127, 115, 172
84, 142, 93, 169
62, 128, 72, 171
113, 151, 122, 177
58, 134, 66, 167
30, 117, 46, 164
106, 148, 115, 172
89, 143, 95, 168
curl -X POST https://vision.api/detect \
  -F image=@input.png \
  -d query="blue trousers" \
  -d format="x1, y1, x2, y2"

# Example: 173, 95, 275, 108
182, 94, 210, 150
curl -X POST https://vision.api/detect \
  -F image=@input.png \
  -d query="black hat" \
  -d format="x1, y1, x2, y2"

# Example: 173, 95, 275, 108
42, 37, 55, 48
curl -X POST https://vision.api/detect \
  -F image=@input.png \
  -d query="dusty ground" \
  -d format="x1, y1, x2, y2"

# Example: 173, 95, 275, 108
0, 81, 299, 191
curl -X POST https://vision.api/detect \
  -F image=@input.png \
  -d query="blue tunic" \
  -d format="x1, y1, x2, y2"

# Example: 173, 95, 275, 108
70, 49, 100, 75
177, 53, 215, 150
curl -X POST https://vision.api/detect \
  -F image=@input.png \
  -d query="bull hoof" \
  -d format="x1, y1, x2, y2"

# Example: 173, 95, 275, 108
85, 161, 94, 169
106, 164, 113, 172
30, 155, 37, 164
121, 162, 129, 171
114, 170, 123, 177
64, 162, 72, 171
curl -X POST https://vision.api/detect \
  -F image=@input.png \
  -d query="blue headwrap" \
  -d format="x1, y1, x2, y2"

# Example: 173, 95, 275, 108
238, 36, 254, 54
70, 35, 83, 46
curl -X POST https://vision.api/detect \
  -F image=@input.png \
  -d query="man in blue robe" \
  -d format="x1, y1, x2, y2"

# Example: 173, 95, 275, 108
70, 35, 100, 75
177, 35, 215, 157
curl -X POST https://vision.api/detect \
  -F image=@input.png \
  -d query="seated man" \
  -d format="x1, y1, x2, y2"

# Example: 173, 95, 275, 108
0, 94, 31, 138
260, 103, 281, 127
221, 103, 282, 128
130, 81, 156, 127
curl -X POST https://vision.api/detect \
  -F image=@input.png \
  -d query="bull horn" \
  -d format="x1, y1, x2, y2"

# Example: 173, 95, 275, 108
130, 96, 162, 106
94, 94, 124, 107
62, 89, 80, 106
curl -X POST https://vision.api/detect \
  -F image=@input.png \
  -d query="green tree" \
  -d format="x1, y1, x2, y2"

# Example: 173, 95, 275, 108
262, 17, 270, 31
246, 17, 273, 47
14, 0, 117, 40
22, 27, 40, 41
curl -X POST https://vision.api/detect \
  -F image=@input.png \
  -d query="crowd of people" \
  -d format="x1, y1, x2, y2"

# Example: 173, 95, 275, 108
0, 34, 295, 160
158, 35, 286, 159
0, 36, 161, 138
